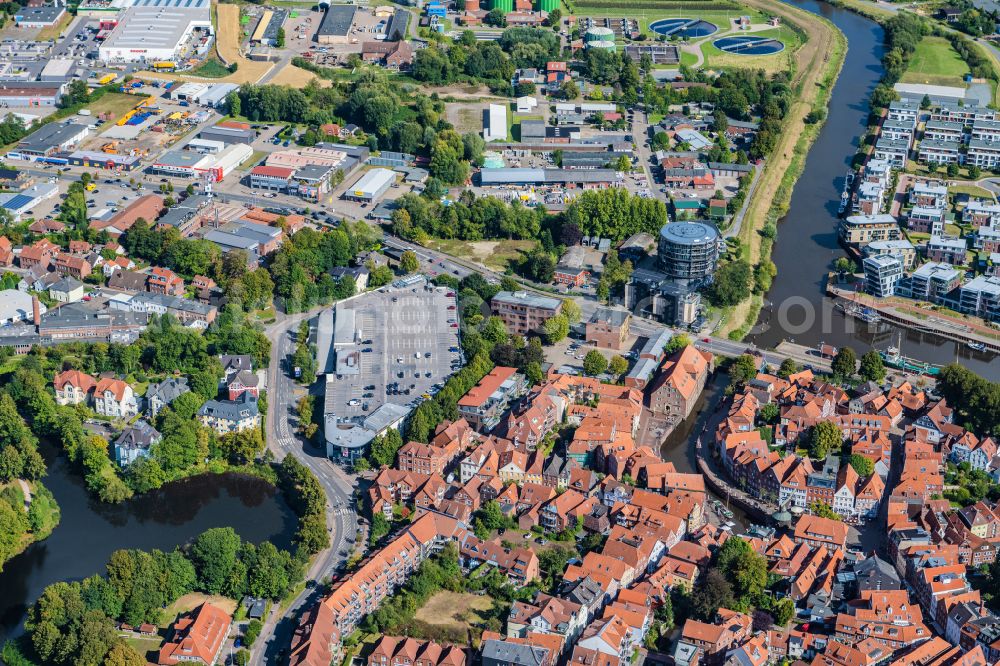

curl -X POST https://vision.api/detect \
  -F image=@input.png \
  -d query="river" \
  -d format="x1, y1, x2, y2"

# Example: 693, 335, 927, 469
746, 0, 1000, 381
0, 441, 297, 645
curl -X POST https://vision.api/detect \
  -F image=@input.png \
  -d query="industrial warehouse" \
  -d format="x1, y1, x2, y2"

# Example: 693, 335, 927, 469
98, 0, 213, 62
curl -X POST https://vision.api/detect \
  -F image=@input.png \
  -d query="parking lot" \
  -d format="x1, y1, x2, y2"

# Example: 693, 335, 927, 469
326, 282, 462, 422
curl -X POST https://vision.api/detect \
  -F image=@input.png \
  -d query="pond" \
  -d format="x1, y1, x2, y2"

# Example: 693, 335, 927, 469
0, 440, 298, 644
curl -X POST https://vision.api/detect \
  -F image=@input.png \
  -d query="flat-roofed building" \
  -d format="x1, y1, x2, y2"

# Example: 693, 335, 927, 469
838, 214, 901, 247
923, 120, 963, 142
918, 138, 961, 165
926, 235, 967, 265
907, 261, 962, 302
491, 290, 562, 335
872, 137, 910, 168
967, 140, 1000, 169
99, 0, 213, 62
864, 254, 903, 298
478, 168, 623, 188
266, 146, 348, 169
863, 239, 916, 269
199, 124, 256, 145
959, 275, 1000, 322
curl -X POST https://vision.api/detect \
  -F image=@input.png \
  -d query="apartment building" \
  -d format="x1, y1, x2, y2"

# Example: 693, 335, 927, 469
839, 215, 901, 247
457, 366, 529, 432
491, 291, 563, 335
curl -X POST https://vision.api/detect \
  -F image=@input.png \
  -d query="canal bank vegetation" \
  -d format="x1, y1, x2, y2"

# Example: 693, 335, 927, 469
4, 525, 308, 666
0, 480, 59, 574
720, 0, 848, 339
0, 391, 60, 573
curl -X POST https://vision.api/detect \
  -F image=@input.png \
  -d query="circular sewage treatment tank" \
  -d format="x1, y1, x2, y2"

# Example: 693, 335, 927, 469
712, 35, 785, 55
648, 18, 718, 38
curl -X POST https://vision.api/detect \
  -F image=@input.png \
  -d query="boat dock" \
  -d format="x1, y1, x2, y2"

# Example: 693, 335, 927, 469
827, 284, 1000, 354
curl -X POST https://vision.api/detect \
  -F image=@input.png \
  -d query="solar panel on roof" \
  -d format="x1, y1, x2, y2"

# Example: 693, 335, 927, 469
3, 194, 33, 210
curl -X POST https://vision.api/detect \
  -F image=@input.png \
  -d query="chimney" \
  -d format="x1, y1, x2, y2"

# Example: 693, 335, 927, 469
32, 294, 40, 329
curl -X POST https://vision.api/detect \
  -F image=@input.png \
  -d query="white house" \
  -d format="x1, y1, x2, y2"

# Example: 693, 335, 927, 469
93, 377, 138, 419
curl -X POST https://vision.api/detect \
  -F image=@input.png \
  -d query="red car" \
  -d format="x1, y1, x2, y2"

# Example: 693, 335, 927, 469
446, 292, 455, 297
447, 305, 456, 310
450, 323, 458, 328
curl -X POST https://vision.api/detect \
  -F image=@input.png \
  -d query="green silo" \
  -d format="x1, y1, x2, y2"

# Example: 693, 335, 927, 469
535, 0, 559, 13
490, 0, 513, 13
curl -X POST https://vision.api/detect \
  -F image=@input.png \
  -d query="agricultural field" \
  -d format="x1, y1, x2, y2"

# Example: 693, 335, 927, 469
900, 36, 970, 87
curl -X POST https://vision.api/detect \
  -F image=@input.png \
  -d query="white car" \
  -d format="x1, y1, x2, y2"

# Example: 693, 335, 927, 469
348, 399, 361, 406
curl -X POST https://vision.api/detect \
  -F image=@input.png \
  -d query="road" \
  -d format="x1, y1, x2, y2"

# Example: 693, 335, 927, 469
249, 311, 359, 666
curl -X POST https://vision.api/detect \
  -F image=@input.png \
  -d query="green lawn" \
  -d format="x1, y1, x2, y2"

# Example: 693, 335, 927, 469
950, 183, 997, 200
900, 36, 970, 87
699, 25, 801, 73
189, 57, 231, 79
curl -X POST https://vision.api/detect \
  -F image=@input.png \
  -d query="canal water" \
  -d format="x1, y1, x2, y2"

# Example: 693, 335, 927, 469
0, 441, 297, 645
659, 373, 752, 531
746, 0, 1000, 381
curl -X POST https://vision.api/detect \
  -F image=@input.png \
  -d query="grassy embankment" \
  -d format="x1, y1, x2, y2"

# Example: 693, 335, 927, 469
720, 0, 848, 339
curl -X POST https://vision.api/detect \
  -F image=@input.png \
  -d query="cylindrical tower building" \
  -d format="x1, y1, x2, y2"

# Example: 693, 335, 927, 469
535, 0, 559, 13
657, 221, 721, 285
490, 0, 513, 13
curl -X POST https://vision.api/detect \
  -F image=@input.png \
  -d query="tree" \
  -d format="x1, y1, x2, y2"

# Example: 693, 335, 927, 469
691, 569, 735, 620
858, 349, 886, 383
832, 346, 857, 379
369, 429, 403, 468
189, 527, 241, 595
716, 537, 768, 609
542, 314, 569, 344
729, 354, 758, 390
370, 513, 390, 545
665, 334, 691, 356
810, 501, 842, 520
849, 454, 875, 477
759, 403, 780, 425
399, 250, 419, 275
583, 350, 608, 376
484, 8, 506, 26
609, 355, 628, 377
708, 260, 753, 306
561, 299, 581, 325
809, 421, 842, 459
777, 358, 800, 379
